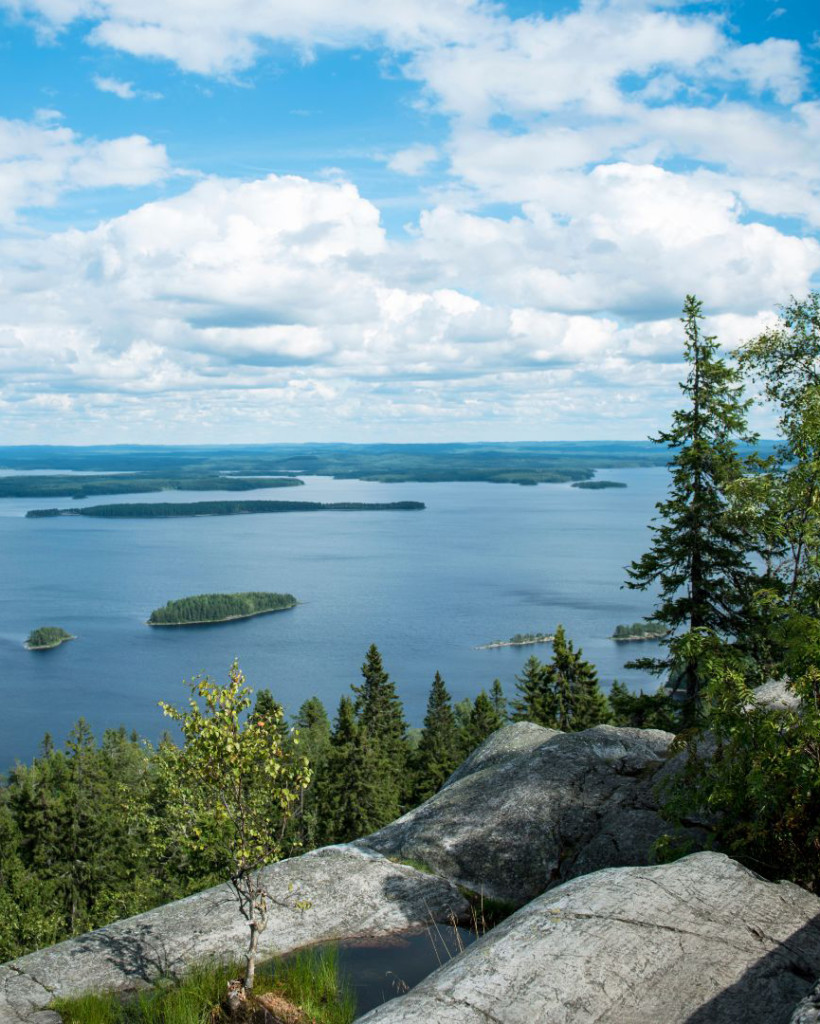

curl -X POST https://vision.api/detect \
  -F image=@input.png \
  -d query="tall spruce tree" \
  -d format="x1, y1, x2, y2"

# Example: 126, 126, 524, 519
548, 626, 611, 731
626, 295, 757, 719
511, 655, 552, 724
411, 672, 461, 804
489, 679, 508, 722
351, 644, 408, 818
463, 690, 504, 752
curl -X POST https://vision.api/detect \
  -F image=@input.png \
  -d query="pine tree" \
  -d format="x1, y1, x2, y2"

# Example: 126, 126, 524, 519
411, 672, 461, 804
626, 295, 757, 719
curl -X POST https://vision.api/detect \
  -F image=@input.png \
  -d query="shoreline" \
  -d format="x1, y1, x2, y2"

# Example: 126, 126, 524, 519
147, 603, 297, 627
611, 633, 666, 642
25, 635, 76, 650
476, 636, 554, 650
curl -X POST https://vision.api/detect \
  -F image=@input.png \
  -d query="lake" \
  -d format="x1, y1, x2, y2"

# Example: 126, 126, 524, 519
0, 468, 667, 768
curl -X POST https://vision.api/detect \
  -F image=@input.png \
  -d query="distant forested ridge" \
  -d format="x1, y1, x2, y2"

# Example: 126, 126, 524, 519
148, 592, 296, 625
26, 500, 426, 519
0, 441, 696, 487
25, 626, 74, 649
0, 475, 302, 499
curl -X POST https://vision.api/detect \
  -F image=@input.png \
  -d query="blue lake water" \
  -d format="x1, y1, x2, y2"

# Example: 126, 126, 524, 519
0, 468, 667, 768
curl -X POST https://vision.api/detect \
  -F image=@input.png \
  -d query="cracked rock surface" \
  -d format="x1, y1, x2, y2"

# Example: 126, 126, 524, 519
358, 723, 679, 903
357, 852, 820, 1024
0, 846, 467, 1024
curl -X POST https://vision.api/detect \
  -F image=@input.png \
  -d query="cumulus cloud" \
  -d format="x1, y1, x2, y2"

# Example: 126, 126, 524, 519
0, 169, 809, 440
0, 115, 171, 222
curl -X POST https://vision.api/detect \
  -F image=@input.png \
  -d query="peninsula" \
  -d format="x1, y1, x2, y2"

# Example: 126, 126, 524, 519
26, 500, 425, 519
476, 631, 555, 650
25, 627, 75, 650
147, 592, 297, 626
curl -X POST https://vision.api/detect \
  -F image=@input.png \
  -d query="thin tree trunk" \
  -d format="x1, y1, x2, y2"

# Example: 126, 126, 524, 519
244, 921, 259, 992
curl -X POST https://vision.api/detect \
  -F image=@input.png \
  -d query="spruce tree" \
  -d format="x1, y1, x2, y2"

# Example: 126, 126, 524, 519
352, 644, 408, 813
548, 626, 611, 730
511, 655, 552, 725
489, 679, 508, 721
462, 690, 503, 752
626, 295, 757, 719
412, 672, 461, 804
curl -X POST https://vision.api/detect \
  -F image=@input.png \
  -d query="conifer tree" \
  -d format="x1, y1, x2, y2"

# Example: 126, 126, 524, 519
412, 672, 461, 804
352, 644, 408, 813
548, 626, 611, 731
317, 696, 389, 843
489, 678, 508, 721
511, 655, 552, 724
626, 295, 757, 719
462, 690, 504, 752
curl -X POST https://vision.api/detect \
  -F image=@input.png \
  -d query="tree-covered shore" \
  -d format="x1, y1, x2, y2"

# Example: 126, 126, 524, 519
0, 475, 303, 500
26, 500, 425, 518
148, 592, 297, 626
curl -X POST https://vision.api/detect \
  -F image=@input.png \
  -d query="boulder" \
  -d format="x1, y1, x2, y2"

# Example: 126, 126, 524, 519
0, 846, 468, 1024
357, 852, 820, 1024
358, 723, 678, 903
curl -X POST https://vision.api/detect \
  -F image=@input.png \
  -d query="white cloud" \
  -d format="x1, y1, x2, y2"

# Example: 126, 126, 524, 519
0, 169, 807, 440
93, 74, 163, 100
0, 115, 171, 222
388, 144, 439, 176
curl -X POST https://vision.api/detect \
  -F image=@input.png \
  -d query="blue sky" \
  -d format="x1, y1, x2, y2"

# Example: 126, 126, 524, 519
0, 0, 818, 443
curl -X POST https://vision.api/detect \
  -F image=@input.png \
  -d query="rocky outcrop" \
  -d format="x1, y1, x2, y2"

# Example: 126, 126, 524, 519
358, 852, 820, 1024
358, 723, 679, 903
0, 846, 468, 1024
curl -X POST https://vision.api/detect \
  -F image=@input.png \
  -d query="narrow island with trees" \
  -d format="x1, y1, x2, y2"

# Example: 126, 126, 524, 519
25, 626, 75, 650
611, 621, 668, 641
571, 480, 627, 490
476, 631, 555, 650
148, 592, 297, 627
27, 499, 425, 519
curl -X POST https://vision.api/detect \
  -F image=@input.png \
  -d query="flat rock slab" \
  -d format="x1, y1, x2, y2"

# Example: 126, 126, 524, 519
359, 723, 676, 903
0, 846, 468, 1024
358, 852, 820, 1024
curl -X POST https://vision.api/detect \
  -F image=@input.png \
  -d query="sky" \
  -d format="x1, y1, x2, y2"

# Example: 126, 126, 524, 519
0, 0, 818, 444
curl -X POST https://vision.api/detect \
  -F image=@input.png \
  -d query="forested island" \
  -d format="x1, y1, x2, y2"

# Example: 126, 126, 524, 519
571, 480, 627, 490
26, 499, 426, 519
0, 474, 302, 499
611, 621, 668, 641
476, 631, 555, 650
25, 627, 75, 650
148, 592, 297, 626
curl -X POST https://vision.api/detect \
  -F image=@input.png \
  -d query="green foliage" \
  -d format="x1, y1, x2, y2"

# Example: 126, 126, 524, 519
625, 295, 758, 718
0, 474, 302, 499
148, 592, 296, 625
273, 946, 355, 1024
411, 673, 462, 804
571, 480, 627, 489
657, 631, 820, 890
158, 662, 311, 991
611, 622, 667, 639
608, 682, 680, 731
53, 950, 354, 1024
461, 690, 504, 752
25, 626, 73, 649
512, 626, 611, 731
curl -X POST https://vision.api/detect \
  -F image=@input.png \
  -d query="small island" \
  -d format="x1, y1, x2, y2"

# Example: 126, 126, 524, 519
25, 626, 75, 650
611, 621, 668, 641
27, 499, 425, 519
476, 631, 555, 650
148, 592, 297, 626
571, 480, 627, 490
